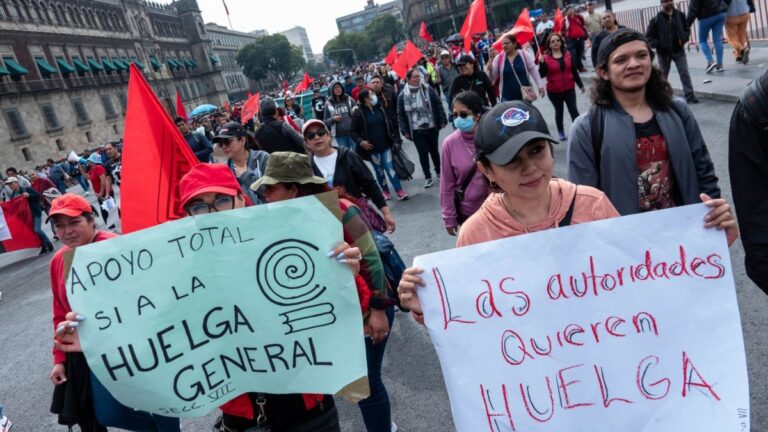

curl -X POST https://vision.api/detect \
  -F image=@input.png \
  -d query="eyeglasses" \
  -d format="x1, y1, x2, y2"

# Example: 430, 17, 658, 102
185, 195, 236, 216
304, 129, 329, 140
452, 111, 473, 118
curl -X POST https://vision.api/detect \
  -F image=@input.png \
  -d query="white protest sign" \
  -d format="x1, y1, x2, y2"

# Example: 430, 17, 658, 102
414, 204, 749, 432
0, 207, 11, 242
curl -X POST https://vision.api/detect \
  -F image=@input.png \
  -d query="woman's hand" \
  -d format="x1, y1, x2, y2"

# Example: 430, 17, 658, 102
330, 242, 362, 275
54, 311, 85, 354
361, 141, 373, 151
539, 87, 546, 98
365, 309, 389, 345
50, 363, 66, 385
579, 87, 586, 94
398, 267, 425, 322
446, 226, 458, 236
381, 207, 396, 233
701, 193, 739, 246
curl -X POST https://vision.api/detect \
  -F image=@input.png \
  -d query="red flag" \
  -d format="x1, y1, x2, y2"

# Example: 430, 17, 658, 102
419, 21, 433, 43
294, 73, 314, 94
392, 41, 424, 79
282, 79, 289, 93
460, 0, 487, 52
121, 64, 200, 234
247, 90, 253, 99
492, 8, 535, 52
553, 8, 565, 34
175, 91, 187, 120
384, 45, 398, 66
222, 0, 229, 15
0, 197, 42, 252
223, 101, 231, 114
240, 92, 260, 125
392, 50, 409, 79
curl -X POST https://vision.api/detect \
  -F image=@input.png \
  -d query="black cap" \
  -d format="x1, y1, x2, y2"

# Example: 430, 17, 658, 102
595, 28, 651, 69
457, 54, 474, 65
212, 122, 247, 143
475, 101, 558, 166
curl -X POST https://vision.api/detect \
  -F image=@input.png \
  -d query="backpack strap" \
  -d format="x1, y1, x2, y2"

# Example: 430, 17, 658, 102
588, 104, 604, 188
559, 186, 578, 227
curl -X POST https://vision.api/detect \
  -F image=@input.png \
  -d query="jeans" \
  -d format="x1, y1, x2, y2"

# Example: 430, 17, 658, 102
358, 307, 395, 432
32, 214, 53, 249
698, 12, 726, 64
91, 372, 180, 432
412, 128, 441, 180
75, 175, 90, 192
53, 178, 67, 194
658, 50, 696, 100
335, 135, 356, 151
547, 89, 580, 134
567, 38, 586, 70
370, 150, 403, 193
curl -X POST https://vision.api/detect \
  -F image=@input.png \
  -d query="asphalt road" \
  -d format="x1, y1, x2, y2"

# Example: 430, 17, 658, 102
1, 94, 766, 432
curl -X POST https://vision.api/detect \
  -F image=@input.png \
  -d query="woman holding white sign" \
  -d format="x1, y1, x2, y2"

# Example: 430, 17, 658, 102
398, 101, 739, 322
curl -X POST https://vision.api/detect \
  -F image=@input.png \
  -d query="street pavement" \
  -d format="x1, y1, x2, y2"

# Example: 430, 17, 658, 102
1, 89, 767, 431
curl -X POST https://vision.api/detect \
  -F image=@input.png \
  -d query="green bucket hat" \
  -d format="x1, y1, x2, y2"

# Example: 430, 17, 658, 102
250, 151, 327, 192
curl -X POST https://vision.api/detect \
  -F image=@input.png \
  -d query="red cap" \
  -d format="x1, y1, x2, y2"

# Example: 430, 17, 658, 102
179, 164, 242, 209
47, 193, 92, 221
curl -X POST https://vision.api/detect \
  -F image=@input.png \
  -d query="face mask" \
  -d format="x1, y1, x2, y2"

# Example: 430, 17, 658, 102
453, 116, 475, 132
370, 95, 379, 106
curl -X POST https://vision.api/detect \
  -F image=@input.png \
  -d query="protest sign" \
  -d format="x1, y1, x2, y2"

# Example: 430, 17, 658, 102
66, 193, 368, 417
0, 207, 11, 241
414, 204, 749, 432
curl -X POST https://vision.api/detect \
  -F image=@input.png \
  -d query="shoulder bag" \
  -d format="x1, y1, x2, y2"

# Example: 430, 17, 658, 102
510, 53, 538, 102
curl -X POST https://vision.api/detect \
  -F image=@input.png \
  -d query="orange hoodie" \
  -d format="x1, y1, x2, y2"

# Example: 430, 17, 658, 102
457, 179, 619, 247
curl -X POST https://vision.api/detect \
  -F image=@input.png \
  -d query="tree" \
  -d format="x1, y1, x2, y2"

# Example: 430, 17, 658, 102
305, 60, 328, 76
365, 14, 404, 56
237, 34, 306, 83
323, 32, 375, 67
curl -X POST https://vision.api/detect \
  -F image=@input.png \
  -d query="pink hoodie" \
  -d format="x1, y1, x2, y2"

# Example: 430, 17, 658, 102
457, 179, 619, 247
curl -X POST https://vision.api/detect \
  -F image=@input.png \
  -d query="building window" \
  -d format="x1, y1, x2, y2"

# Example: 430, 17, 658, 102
55, 138, 64, 151
101, 94, 117, 118
3, 108, 30, 140
72, 99, 90, 124
39, 103, 62, 132
117, 92, 127, 113
85, 130, 93, 142
22, 147, 32, 162
425, 1, 439, 16
113, 124, 119, 135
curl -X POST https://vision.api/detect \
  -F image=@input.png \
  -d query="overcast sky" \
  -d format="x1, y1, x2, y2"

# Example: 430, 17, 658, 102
197, 0, 370, 54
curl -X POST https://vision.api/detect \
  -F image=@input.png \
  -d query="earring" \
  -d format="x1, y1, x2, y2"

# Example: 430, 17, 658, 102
489, 180, 498, 188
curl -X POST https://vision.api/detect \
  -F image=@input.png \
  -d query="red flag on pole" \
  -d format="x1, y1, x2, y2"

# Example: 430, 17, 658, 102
419, 21, 433, 43
384, 45, 398, 66
392, 41, 424, 79
282, 79, 289, 93
460, 0, 487, 52
175, 91, 187, 120
294, 73, 314, 94
120, 64, 200, 234
0, 197, 42, 252
240, 92, 260, 125
492, 8, 535, 52
553, 8, 565, 34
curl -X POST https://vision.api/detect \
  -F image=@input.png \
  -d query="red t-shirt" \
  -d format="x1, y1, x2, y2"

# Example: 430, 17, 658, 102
50, 231, 118, 364
89, 164, 110, 196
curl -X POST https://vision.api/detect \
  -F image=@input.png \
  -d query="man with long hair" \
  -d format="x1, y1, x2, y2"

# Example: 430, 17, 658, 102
566, 29, 722, 217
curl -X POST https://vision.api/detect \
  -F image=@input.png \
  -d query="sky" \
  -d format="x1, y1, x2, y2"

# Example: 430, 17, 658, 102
197, 0, 370, 54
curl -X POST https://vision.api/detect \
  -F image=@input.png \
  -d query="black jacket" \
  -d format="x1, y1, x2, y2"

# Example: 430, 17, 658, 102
311, 147, 386, 210
687, 0, 728, 24
374, 83, 401, 143
254, 118, 306, 154
449, 71, 497, 107
646, 10, 691, 55
729, 72, 768, 293
350, 104, 396, 159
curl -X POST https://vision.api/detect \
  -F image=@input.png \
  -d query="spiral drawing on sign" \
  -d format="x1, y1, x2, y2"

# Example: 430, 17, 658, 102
256, 239, 326, 306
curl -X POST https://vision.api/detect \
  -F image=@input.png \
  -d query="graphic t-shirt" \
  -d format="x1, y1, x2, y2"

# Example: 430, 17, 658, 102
314, 152, 338, 186
635, 117, 678, 211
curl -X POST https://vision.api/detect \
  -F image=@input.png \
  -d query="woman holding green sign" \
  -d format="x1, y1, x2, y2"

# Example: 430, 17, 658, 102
397, 101, 739, 322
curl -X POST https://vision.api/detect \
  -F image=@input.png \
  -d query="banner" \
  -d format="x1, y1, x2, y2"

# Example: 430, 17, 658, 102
414, 204, 749, 431
0, 197, 41, 252
67, 193, 368, 417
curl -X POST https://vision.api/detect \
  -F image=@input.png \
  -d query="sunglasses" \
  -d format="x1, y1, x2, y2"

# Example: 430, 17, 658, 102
304, 129, 328, 140
452, 111, 473, 118
219, 137, 239, 147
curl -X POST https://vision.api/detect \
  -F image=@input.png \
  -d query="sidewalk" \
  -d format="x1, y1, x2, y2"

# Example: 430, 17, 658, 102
664, 43, 767, 102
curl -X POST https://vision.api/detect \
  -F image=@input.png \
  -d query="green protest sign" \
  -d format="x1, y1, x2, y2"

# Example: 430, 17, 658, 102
66, 193, 368, 417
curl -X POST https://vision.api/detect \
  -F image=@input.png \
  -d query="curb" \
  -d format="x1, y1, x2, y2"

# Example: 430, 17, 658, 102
672, 87, 739, 103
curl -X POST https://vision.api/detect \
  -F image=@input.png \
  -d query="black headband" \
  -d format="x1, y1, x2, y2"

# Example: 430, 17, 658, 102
596, 28, 650, 68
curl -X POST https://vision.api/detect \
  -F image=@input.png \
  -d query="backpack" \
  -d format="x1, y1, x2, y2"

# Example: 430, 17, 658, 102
371, 230, 408, 310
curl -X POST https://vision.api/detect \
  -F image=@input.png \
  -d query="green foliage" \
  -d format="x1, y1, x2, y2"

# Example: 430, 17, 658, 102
323, 32, 374, 67
365, 14, 404, 56
237, 34, 306, 82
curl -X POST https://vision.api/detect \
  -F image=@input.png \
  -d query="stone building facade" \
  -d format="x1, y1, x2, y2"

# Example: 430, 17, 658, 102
336, 0, 403, 34
0, 0, 229, 171
205, 23, 263, 102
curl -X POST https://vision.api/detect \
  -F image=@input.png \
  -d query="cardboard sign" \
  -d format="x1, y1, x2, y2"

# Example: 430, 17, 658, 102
67, 193, 368, 417
414, 204, 749, 432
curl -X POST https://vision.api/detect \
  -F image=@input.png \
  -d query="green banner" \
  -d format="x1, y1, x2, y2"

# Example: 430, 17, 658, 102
67, 193, 368, 417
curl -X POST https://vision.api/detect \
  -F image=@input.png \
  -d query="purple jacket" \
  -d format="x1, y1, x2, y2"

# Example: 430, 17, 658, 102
440, 129, 490, 228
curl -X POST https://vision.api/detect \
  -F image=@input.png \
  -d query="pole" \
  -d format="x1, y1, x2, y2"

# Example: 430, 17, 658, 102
227, 15, 234, 31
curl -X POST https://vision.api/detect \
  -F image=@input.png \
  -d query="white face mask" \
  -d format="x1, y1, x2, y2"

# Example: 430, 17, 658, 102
370, 95, 379, 106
